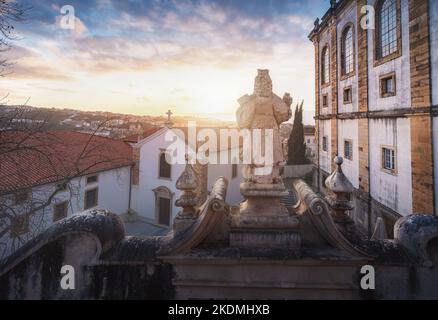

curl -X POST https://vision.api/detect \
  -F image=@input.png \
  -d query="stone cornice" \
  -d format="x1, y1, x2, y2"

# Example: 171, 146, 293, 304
315, 106, 436, 120
308, 0, 351, 41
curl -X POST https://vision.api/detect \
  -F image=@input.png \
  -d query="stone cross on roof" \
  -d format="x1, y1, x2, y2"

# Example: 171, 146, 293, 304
166, 109, 173, 121
165, 109, 173, 128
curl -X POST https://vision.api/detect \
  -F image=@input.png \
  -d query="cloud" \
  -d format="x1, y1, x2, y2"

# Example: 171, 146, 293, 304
11, 0, 318, 77
7, 64, 75, 81
54, 15, 88, 38
5, 0, 328, 118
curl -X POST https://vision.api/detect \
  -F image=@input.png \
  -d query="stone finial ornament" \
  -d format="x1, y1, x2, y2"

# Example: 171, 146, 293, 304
174, 155, 198, 233
325, 156, 354, 222
176, 155, 197, 190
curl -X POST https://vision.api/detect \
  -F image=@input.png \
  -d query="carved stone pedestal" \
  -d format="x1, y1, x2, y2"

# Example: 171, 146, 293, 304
230, 230, 301, 249
230, 183, 301, 248
173, 213, 197, 236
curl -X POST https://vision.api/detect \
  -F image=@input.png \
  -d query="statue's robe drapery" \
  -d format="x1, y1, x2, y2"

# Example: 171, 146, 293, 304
236, 93, 290, 184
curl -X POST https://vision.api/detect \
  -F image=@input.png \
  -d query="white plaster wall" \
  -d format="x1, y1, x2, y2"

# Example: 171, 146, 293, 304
319, 120, 332, 173
0, 166, 131, 259
94, 167, 131, 215
320, 86, 333, 115
305, 134, 317, 157
207, 163, 244, 206
367, 0, 411, 111
369, 118, 412, 215
337, 1, 359, 114
338, 119, 359, 189
130, 130, 184, 222
430, 0, 438, 106
207, 146, 244, 206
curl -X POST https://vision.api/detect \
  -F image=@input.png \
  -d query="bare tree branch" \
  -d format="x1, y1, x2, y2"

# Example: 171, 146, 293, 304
0, 108, 132, 259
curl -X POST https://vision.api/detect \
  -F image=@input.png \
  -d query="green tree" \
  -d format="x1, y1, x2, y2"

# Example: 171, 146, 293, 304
287, 101, 307, 165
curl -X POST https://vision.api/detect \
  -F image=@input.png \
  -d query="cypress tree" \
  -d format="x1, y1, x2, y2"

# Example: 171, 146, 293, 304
287, 102, 308, 165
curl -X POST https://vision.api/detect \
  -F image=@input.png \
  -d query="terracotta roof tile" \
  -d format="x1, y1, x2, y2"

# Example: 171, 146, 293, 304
122, 127, 162, 143
0, 131, 133, 194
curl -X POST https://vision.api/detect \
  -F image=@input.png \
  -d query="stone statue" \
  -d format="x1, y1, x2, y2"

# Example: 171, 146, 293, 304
231, 69, 300, 248
236, 69, 292, 185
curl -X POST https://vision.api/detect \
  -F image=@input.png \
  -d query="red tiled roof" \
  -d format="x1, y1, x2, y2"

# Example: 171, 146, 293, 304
123, 134, 142, 143
143, 126, 162, 138
0, 131, 133, 194
122, 127, 162, 143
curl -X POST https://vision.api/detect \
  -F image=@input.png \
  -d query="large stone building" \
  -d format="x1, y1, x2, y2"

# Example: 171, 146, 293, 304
309, 0, 437, 236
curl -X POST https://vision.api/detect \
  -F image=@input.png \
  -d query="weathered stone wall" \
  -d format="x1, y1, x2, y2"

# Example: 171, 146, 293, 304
0, 236, 175, 300
2, 184, 438, 300
357, 0, 370, 196
409, 0, 434, 214
2, 217, 438, 300
330, 22, 339, 171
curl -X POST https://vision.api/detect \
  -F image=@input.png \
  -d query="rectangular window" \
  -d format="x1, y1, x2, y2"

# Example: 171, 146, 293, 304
84, 188, 98, 210
86, 175, 98, 185
322, 94, 328, 108
14, 190, 30, 205
382, 147, 396, 173
380, 73, 396, 98
159, 151, 172, 179
10, 214, 29, 238
343, 87, 352, 104
344, 140, 353, 160
53, 201, 69, 222
322, 136, 328, 152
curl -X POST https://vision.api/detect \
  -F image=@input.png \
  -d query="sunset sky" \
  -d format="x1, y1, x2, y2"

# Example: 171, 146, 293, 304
2, 0, 329, 122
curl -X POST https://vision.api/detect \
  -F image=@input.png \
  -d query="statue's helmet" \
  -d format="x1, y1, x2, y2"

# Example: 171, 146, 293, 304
254, 69, 272, 97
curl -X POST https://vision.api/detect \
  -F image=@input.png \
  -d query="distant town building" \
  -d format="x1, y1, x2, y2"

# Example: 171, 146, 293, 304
304, 125, 316, 160
128, 124, 244, 227
309, 0, 437, 236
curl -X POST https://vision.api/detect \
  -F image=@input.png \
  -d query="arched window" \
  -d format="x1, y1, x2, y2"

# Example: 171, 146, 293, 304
377, 0, 398, 59
341, 25, 354, 75
321, 46, 330, 85
159, 151, 171, 179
